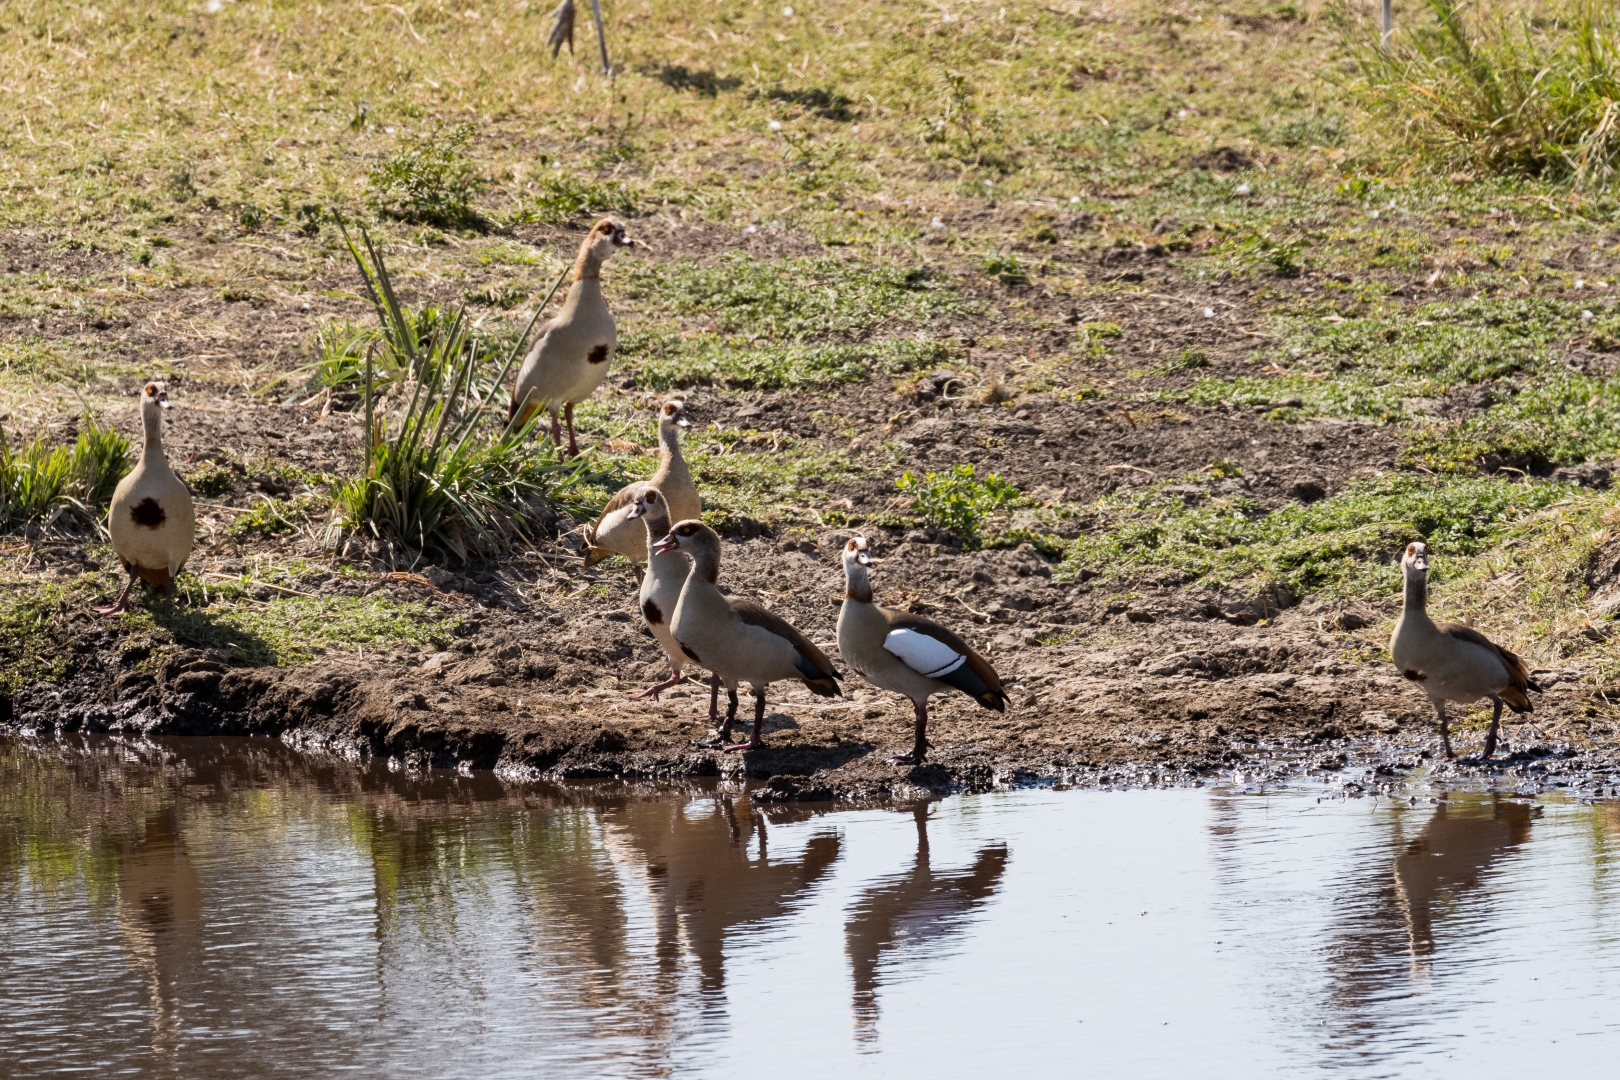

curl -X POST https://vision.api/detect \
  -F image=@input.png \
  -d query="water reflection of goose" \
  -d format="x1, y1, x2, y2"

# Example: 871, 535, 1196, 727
114, 807, 204, 1070
1393, 795, 1533, 968
602, 795, 842, 999
844, 807, 1009, 1044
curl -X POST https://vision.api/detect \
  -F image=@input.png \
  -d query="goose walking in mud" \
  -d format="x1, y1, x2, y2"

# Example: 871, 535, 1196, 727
582, 397, 700, 568
509, 218, 636, 458
624, 485, 721, 718
836, 537, 1008, 764
1391, 541, 1540, 760
96, 382, 195, 615
653, 520, 841, 751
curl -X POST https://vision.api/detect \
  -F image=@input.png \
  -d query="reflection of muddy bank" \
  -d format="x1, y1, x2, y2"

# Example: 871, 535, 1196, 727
845, 807, 1007, 1044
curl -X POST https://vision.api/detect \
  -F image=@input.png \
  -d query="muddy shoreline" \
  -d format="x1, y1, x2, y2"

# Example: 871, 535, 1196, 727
11, 556, 1620, 801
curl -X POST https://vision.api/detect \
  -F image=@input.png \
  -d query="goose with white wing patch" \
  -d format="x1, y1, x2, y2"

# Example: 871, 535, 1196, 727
837, 536, 1008, 764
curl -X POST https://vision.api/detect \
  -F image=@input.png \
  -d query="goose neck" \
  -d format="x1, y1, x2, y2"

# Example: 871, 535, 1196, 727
1403, 570, 1427, 614
844, 563, 873, 604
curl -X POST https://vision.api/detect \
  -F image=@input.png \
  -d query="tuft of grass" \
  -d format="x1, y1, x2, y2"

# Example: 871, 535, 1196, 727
0, 416, 133, 532
983, 253, 1031, 285
513, 172, 637, 223
1065, 472, 1574, 598
368, 124, 485, 229
896, 464, 1020, 547
1355, 0, 1620, 183
328, 224, 591, 562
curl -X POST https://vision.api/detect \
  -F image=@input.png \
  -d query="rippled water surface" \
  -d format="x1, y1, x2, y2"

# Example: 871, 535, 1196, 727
5, 736, 1620, 1078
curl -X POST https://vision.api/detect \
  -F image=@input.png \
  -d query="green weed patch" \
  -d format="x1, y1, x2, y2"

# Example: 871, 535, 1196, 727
1064, 472, 1575, 598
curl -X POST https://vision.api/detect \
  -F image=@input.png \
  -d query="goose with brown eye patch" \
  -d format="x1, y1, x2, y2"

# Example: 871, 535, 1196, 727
650, 520, 841, 751
1390, 541, 1542, 760
508, 217, 637, 458
580, 397, 701, 569
622, 485, 723, 718
95, 381, 195, 615
836, 535, 1008, 764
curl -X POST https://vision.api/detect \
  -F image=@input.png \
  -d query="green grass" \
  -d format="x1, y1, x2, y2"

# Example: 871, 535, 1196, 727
0, 417, 133, 533
625, 334, 953, 391
1064, 472, 1577, 599
368, 124, 485, 229
137, 592, 455, 667
895, 463, 1022, 548
620, 255, 963, 340
1356, 0, 1620, 183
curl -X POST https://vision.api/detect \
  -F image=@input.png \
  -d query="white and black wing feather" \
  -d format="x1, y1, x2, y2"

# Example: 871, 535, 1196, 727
883, 627, 967, 679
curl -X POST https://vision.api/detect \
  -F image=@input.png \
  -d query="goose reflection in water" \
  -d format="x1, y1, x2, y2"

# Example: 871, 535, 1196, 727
1393, 794, 1533, 970
1312, 793, 1534, 1061
601, 795, 842, 1001
115, 806, 205, 1071
844, 807, 1009, 1045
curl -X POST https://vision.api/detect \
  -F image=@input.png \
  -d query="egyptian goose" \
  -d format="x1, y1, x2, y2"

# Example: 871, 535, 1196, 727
624, 485, 721, 717
96, 381, 195, 615
509, 218, 635, 457
651, 520, 841, 750
582, 397, 701, 567
836, 536, 1008, 763
1390, 542, 1541, 760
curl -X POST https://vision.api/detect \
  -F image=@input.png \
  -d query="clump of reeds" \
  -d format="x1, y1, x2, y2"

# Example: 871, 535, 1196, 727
1356, 0, 1620, 183
0, 417, 133, 533
328, 222, 593, 563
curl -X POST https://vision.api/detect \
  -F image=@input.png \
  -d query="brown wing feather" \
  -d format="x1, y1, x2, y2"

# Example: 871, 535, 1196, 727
881, 608, 1005, 698
732, 599, 841, 684
1437, 622, 1539, 695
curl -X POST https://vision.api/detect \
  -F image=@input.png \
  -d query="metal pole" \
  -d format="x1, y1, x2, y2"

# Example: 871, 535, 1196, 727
1382, 0, 1392, 51
588, 0, 612, 76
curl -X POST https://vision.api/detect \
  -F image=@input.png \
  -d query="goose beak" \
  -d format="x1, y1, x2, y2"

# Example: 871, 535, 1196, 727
675, 415, 691, 429
1411, 554, 1427, 572
157, 394, 172, 410
650, 532, 679, 555
856, 551, 871, 566
627, 502, 645, 520
614, 231, 636, 248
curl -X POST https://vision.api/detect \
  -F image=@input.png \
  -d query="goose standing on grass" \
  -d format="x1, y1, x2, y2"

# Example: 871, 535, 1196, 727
509, 218, 636, 458
652, 520, 841, 750
837, 537, 1008, 764
623, 486, 721, 717
1391, 542, 1541, 760
582, 397, 700, 567
96, 382, 195, 615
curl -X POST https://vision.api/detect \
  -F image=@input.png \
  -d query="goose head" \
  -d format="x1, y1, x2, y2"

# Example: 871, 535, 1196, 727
626, 486, 671, 532
1402, 541, 1428, 578
658, 397, 692, 432
650, 518, 716, 556
587, 218, 636, 262
842, 535, 872, 573
140, 380, 172, 441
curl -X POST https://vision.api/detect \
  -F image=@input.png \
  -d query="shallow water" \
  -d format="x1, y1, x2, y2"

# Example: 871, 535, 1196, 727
4, 736, 1620, 1078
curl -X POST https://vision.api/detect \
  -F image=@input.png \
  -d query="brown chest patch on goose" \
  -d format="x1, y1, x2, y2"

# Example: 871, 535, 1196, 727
1403, 669, 1428, 682
587, 344, 611, 365
642, 598, 663, 626
130, 497, 166, 530
678, 641, 701, 665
